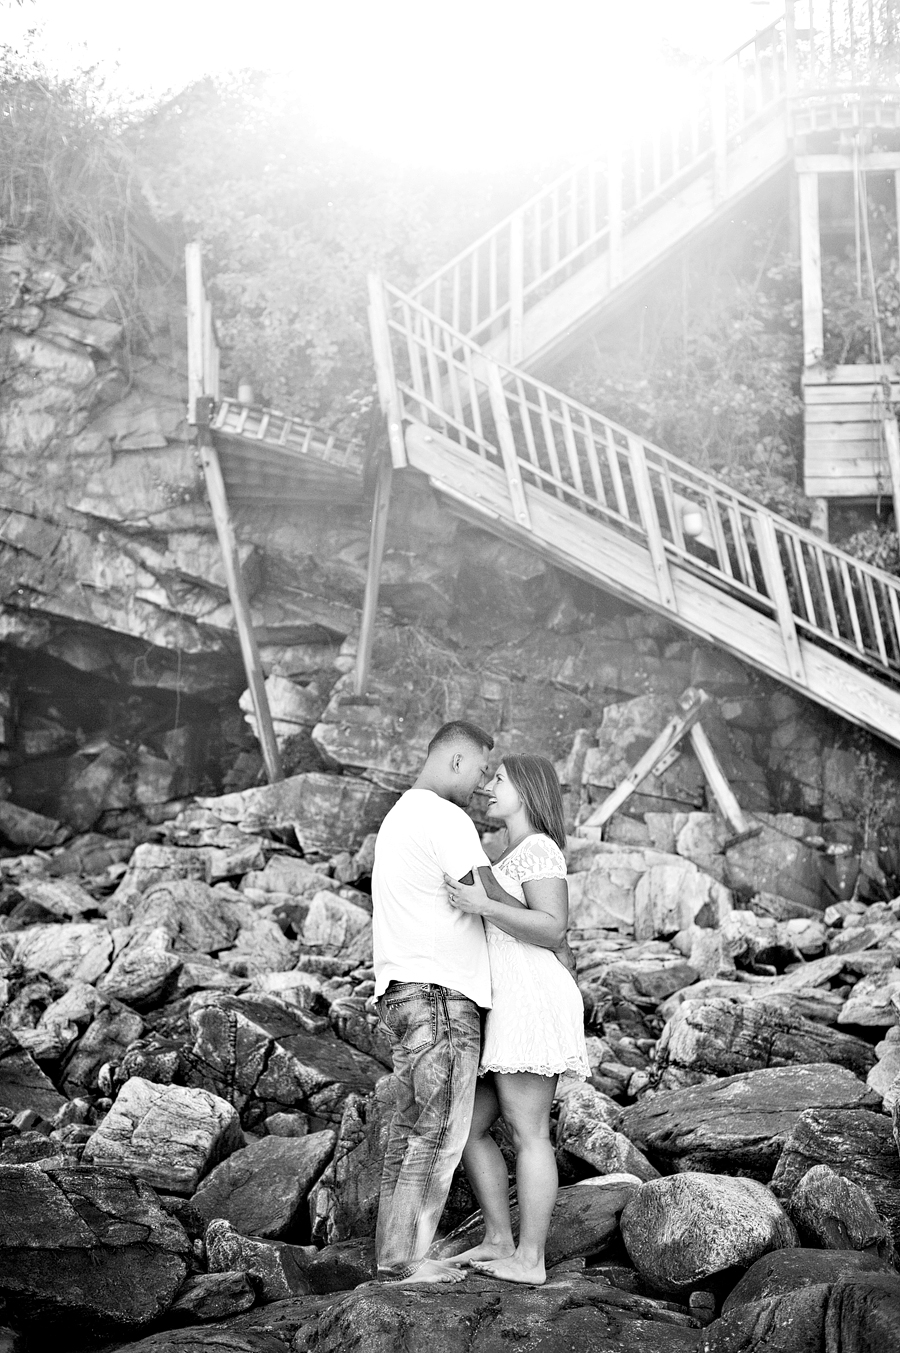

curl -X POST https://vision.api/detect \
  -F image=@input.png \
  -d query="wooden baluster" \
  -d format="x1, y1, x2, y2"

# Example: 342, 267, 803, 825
463, 346, 486, 447
560, 403, 585, 498
798, 173, 824, 366
508, 214, 525, 366
516, 376, 542, 485
792, 538, 818, 626
469, 254, 479, 337
536, 386, 564, 490
711, 63, 728, 202
582, 413, 607, 508
863, 574, 888, 665
422, 314, 443, 415
727, 504, 756, 588
442, 328, 466, 428
628, 437, 678, 612
608, 134, 623, 288
452, 267, 461, 333
488, 235, 498, 321
604, 425, 631, 518
485, 363, 532, 530
813, 546, 841, 637
657, 461, 685, 551
886, 586, 900, 666
785, 0, 798, 95
752, 514, 806, 684
707, 494, 735, 577
838, 561, 865, 652
551, 184, 561, 270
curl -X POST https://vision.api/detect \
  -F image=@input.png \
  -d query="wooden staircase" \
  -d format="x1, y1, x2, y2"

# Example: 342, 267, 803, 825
409, 10, 900, 374
368, 276, 900, 749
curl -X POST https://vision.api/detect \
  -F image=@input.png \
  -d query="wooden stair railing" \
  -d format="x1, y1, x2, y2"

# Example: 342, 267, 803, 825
370, 275, 900, 746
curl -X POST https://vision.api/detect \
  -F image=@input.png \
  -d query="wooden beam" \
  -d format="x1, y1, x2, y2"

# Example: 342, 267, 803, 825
687, 720, 760, 845
797, 172, 824, 367
353, 437, 393, 697
196, 412, 283, 784
628, 438, 677, 612
752, 513, 807, 686
185, 242, 205, 424
485, 362, 532, 530
581, 688, 710, 831
795, 153, 900, 173
883, 415, 900, 535
367, 274, 407, 468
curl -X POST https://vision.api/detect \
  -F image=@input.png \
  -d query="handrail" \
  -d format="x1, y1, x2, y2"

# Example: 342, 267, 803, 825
378, 279, 900, 686
410, 4, 899, 360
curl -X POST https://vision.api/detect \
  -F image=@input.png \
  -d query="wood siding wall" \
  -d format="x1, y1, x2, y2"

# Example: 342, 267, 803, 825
803, 364, 900, 498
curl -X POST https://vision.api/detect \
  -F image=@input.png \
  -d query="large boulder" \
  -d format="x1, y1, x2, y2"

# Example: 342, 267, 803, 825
197, 775, 398, 855
723, 821, 826, 912
11, 921, 113, 984
556, 1084, 658, 1182
787, 1164, 894, 1260
0, 1163, 190, 1327
204, 1218, 313, 1302
0, 1029, 66, 1118
621, 1173, 798, 1294
96, 926, 182, 1008
700, 1248, 900, 1353
108, 878, 241, 953
309, 1078, 394, 1246
186, 992, 384, 1128
771, 1108, 900, 1245
434, 1174, 642, 1267
653, 998, 876, 1088
301, 892, 373, 966
622, 1064, 879, 1178
192, 1131, 335, 1238
82, 1076, 244, 1194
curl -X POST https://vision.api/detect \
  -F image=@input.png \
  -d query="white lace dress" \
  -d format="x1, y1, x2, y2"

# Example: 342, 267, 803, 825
480, 834, 590, 1079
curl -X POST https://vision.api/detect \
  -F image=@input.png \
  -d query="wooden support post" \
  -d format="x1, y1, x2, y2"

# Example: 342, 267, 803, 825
508, 213, 525, 366
353, 437, 393, 697
185, 242, 205, 425
797, 172, 824, 366
752, 513, 807, 685
710, 64, 728, 203
581, 688, 709, 832
607, 136, 623, 287
195, 407, 283, 784
485, 362, 532, 530
367, 274, 407, 468
809, 497, 830, 539
687, 722, 760, 846
882, 415, 900, 537
628, 438, 677, 612
784, 0, 798, 96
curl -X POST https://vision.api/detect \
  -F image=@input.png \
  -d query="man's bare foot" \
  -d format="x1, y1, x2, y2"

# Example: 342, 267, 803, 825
444, 1241, 516, 1267
395, 1259, 467, 1285
471, 1255, 546, 1285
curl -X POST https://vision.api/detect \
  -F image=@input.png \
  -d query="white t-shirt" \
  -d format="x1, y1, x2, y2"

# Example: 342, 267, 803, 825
372, 788, 492, 1007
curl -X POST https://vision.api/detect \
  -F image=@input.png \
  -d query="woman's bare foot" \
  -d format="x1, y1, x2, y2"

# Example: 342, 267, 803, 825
472, 1254, 546, 1285
444, 1240, 516, 1267
395, 1259, 467, 1285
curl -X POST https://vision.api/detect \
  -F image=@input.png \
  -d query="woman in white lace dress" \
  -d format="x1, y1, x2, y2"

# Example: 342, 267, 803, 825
443, 754, 589, 1285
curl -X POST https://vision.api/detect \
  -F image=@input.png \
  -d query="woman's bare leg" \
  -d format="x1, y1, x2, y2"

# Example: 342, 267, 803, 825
473, 1071, 558, 1284
445, 1076, 516, 1265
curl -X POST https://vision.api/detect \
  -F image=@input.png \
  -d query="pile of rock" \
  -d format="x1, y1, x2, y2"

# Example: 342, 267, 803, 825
1, 767, 899, 1352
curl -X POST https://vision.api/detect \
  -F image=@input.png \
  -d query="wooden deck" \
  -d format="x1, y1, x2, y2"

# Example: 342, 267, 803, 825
803, 365, 900, 500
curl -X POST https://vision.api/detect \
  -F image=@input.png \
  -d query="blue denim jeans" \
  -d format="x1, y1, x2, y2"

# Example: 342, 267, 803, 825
375, 981, 481, 1280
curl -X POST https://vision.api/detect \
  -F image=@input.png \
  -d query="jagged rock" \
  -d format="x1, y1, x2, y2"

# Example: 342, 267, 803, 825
653, 998, 876, 1088
204, 1218, 313, 1301
771, 1108, 900, 1245
556, 1085, 658, 1182
303, 1237, 377, 1293
60, 994, 144, 1096
10, 876, 96, 918
328, 996, 393, 1067
634, 863, 733, 942
198, 775, 398, 855
96, 925, 182, 1007
239, 854, 347, 905
192, 1131, 335, 1238
108, 843, 210, 913
0, 1029, 66, 1118
309, 1078, 394, 1246
621, 1173, 798, 1294
701, 1248, 900, 1353
302, 892, 372, 965
567, 846, 729, 935
434, 1174, 643, 1267
837, 969, 900, 1026
219, 912, 295, 976
186, 992, 383, 1127
110, 878, 241, 953
622, 1064, 879, 1178
724, 820, 825, 911
169, 1270, 256, 1321
0, 1163, 190, 1326
10, 921, 113, 984
83, 1076, 244, 1194
0, 800, 66, 849
787, 1164, 893, 1259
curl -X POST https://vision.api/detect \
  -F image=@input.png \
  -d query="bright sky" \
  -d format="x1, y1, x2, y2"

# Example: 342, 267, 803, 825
4, 0, 784, 169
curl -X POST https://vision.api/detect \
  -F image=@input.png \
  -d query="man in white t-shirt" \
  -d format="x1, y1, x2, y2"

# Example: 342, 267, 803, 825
372, 719, 494, 1283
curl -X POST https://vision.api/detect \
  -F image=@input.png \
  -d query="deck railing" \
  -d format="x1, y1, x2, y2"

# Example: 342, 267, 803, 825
409, 3, 900, 362
375, 279, 900, 687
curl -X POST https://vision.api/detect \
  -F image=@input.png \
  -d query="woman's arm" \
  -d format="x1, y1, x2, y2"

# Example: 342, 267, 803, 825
444, 869, 568, 950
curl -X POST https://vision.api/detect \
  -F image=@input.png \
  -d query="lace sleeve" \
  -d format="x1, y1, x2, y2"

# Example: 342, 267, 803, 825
504, 835, 567, 884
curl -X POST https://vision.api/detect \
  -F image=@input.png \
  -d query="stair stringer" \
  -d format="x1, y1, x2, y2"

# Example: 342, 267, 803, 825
405, 420, 900, 750
481, 108, 791, 373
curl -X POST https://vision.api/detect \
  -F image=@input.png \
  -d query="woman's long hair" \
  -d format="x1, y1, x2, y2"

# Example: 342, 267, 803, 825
504, 754, 567, 852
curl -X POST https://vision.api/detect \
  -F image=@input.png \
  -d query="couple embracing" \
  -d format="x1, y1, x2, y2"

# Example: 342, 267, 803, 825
371, 720, 589, 1286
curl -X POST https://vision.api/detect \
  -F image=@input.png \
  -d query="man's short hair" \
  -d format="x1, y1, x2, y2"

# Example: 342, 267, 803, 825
427, 720, 494, 756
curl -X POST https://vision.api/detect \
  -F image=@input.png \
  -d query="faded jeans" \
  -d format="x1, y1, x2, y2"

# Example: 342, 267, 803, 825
375, 981, 481, 1280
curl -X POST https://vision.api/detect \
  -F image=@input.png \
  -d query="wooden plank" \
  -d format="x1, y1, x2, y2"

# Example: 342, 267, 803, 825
628, 437, 677, 611
353, 440, 393, 696
795, 152, 900, 172
197, 426, 283, 784
366, 276, 407, 468
485, 363, 532, 529
184, 242, 205, 424
803, 364, 900, 384
752, 514, 807, 684
805, 477, 888, 497
582, 688, 710, 830
798, 173, 823, 367
688, 722, 757, 841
